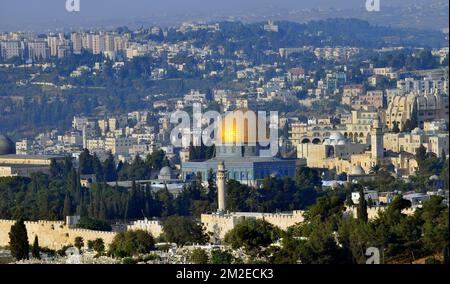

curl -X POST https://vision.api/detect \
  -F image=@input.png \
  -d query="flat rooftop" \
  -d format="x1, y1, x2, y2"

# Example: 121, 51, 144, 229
206, 211, 301, 218
0, 154, 65, 160
0, 164, 49, 168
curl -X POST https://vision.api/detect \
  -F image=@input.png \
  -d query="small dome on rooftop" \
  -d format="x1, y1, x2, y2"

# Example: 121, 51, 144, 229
159, 166, 172, 176
158, 166, 175, 181
411, 128, 425, 135
329, 132, 345, 141
324, 132, 348, 146
352, 165, 366, 175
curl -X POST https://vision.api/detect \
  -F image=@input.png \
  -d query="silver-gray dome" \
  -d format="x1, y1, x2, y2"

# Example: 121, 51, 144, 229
158, 166, 174, 180
352, 165, 366, 175
159, 166, 172, 176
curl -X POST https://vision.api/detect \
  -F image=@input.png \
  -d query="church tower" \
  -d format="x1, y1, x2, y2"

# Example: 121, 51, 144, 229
371, 117, 383, 162
217, 161, 226, 214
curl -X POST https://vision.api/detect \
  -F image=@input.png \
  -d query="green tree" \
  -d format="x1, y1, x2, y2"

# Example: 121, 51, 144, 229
190, 248, 209, 264
295, 167, 322, 189
371, 196, 420, 263
303, 195, 344, 224
92, 238, 105, 256
402, 112, 417, 133
224, 219, 279, 257
289, 194, 349, 264
49, 159, 61, 178
9, 219, 29, 260
296, 220, 347, 264
79, 149, 94, 175
357, 187, 368, 223
155, 186, 175, 217
418, 196, 449, 260
392, 121, 400, 133
103, 152, 117, 182
129, 154, 149, 180
225, 180, 252, 212
210, 250, 234, 264
62, 156, 74, 177
125, 180, 140, 220
206, 169, 217, 207
76, 217, 112, 231
74, 236, 84, 251
92, 154, 104, 182
145, 150, 166, 172
370, 165, 380, 174
415, 144, 427, 165
62, 192, 72, 217
337, 218, 375, 264
32, 235, 40, 259
162, 216, 207, 246
109, 230, 155, 258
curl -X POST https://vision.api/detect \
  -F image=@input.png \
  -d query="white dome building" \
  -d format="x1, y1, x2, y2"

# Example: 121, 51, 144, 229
158, 166, 175, 181
323, 132, 348, 146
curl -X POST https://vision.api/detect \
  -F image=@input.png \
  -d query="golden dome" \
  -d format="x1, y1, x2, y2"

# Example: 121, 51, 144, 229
217, 108, 270, 145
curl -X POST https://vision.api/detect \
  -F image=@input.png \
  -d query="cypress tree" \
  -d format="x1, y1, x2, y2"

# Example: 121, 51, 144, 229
157, 185, 174, 217
38, 188, 50, 219
32, 235, 40, 259
79, 149, 94, 174
92, 184, 103, 219
63, 156, 73, 177
415, 144, 428, 172
116, 160, 124, 175
78, 192, 89, 218
125, 180, 139, 220
357, 187, 368, 223
9, 219, 29, 260
69, 168, 80, 202
103, 152, 117, 182
49, 159, 61, 178
92, 154, 104, 182
74, 236, 84, 251
63, 192, 72, 217
392, 121, 400, 133
207, 169, 217, 204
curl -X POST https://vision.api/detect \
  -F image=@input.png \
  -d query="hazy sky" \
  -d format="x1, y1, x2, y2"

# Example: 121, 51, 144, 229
0, 0, 443, 32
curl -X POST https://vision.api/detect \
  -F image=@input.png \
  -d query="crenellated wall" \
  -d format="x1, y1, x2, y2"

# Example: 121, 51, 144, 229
344, 206, 417, 220
201, 211, 305, 240
0, 220, 116, 250
257, 211, 305, 230
126, 219, 163, 238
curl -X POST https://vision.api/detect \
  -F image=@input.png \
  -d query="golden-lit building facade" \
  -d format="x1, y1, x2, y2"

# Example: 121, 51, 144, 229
384, 129, 449, 157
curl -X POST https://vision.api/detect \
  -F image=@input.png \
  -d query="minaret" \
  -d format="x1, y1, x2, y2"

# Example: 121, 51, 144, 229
217, 161, 226, 214
371, 116, 383, 162
82, 124, 87, 150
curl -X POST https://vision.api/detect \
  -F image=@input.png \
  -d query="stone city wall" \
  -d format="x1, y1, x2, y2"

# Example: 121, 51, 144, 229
0, 219, 116, 250
345, 206, 417, 220
201, 210, 306, 240
257, 210, 305, 230
127, 219, 163, 238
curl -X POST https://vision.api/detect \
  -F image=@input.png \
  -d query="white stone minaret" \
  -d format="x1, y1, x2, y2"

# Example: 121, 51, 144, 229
82, 124, 87, 150
371, 116, 383, 162
217, 161, 226, 214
